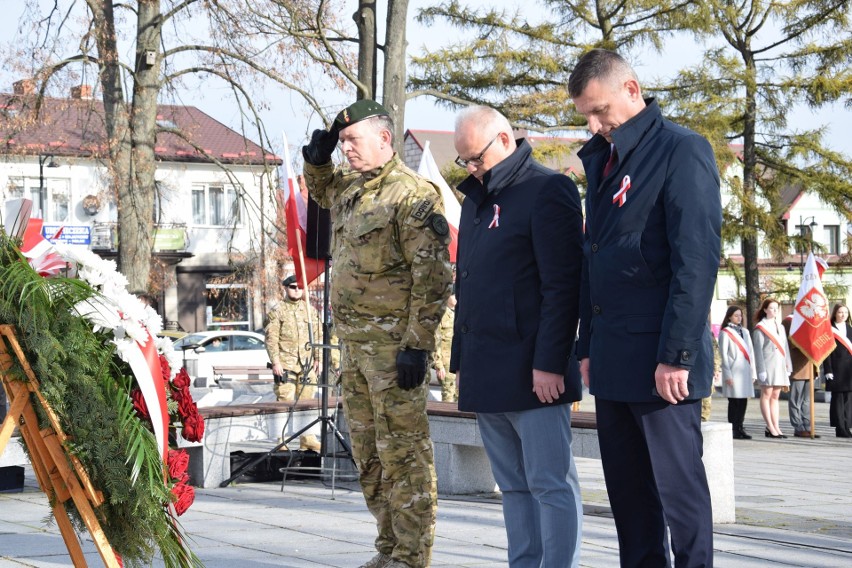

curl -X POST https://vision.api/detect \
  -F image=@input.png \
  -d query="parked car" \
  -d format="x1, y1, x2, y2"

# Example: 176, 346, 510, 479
172, 330, 269, 381
157, 330, 187, 342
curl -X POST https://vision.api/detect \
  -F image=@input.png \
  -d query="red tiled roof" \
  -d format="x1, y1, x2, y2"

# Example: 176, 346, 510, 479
0, 94, 280, 166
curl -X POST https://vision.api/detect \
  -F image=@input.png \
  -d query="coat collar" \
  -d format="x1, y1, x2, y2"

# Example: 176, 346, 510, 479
577, 98, 662, 162
362, 153, 403, 187
457, 139, 532, 206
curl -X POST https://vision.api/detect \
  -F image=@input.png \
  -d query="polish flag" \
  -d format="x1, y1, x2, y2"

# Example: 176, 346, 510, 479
283, 133, 324, 288
788, 252, 835, 366
417, 141, 460, 262
4, 198, 67, 276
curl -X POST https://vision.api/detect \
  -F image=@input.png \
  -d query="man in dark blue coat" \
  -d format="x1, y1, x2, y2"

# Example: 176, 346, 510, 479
569, 49, 722, 568
450, 105, 584, 567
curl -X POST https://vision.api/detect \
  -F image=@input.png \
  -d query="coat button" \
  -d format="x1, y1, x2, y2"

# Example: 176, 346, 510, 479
593, 305, 601, 314
474, 218, 481, 225
591, 243, 599, 252
681, 350, 690, 361
461, 324, 469, 333
461, 270, 469, 278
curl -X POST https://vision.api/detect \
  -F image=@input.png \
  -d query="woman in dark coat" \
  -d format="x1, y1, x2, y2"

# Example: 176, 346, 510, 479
824, 304, 852, 438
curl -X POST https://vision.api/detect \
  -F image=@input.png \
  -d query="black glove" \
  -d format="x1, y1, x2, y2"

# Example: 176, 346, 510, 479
302, 127, 338, 166
396, 349, 429, 390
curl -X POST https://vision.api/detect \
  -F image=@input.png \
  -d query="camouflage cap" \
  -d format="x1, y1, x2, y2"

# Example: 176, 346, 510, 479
282, 275, 297, 287
334, 99, 390, 130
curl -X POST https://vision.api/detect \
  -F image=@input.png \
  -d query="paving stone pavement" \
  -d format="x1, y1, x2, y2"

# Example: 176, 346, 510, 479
1, 393, 851, 567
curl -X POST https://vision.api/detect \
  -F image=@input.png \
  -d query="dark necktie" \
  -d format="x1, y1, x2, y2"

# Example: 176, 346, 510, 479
603, 146, 618, 178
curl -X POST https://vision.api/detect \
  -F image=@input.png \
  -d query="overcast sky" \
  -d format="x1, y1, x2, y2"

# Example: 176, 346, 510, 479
2, 0, 849, 165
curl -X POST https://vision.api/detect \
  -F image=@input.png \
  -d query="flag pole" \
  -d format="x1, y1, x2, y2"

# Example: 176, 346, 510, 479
810, 363, 817, 438
282, 132, 316, 351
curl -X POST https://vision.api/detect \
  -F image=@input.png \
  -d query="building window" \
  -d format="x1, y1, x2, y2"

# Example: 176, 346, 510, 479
205, 282, 250, 330
191, 184, 243, 226
6, 176, 69, 222
825, 225, 840, 255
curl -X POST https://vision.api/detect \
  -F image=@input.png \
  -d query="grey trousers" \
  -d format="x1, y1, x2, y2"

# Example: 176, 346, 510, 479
788, 380, 812, 432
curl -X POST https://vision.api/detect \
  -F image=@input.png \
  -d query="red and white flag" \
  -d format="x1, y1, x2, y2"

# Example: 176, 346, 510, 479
788, 252, 835, 366
417, 141, 460, 262
283, 132, 324, 288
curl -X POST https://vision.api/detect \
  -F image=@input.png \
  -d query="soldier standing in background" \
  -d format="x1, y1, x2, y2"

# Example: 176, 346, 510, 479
432, 294, 457, 402
265, 275, 316, 402
303, 100, 453, 568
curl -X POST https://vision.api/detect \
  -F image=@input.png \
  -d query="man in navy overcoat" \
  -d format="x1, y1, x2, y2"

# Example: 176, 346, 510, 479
570, 49, 722, 567
451, 105, 584, 567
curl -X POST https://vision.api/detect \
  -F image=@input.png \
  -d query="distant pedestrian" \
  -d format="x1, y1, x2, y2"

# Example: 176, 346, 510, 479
265, 275, 317, 402
718, 306, 757, 439
432, 294, 457, 402
824, 304, 852, 438
752, 298, 792, 438
303, 99, 453, 568
570, 48, 721, 568
782, 314, 819, 438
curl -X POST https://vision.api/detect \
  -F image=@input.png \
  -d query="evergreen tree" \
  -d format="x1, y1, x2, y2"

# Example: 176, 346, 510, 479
661, 0, 852, 325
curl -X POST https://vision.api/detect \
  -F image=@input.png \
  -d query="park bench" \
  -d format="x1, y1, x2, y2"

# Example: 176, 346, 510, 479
181, 397, 735, 523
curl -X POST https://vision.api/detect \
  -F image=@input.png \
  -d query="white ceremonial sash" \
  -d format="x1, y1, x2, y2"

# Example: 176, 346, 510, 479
722, 327, 750, 363
757, 321, 786, 358
833, 327, 852, 357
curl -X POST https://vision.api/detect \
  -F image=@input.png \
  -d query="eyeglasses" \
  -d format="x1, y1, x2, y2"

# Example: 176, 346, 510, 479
455, 134, 500, 168
287, 285, 299, 290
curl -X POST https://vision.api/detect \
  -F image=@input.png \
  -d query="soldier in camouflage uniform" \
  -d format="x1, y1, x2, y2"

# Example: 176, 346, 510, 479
302, 100, 453, 568
265, 275, 316, 402
431, 294, 457, 402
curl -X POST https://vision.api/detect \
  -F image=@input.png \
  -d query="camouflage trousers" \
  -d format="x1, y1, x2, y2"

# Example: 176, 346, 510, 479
340, 340, 437, 568
438, 371, 457, 403
274, 370, 317, 402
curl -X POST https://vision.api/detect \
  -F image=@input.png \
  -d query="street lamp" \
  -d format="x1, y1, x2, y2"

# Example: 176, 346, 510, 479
38, 154, 59, 219
798, 215, 818, 273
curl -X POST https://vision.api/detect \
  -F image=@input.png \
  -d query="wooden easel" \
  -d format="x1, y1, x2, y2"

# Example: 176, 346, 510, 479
0, 324, 120, 567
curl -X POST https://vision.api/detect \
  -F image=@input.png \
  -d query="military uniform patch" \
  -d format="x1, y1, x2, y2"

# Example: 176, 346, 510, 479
411, 198, 434, 221
429, 214, 450, 236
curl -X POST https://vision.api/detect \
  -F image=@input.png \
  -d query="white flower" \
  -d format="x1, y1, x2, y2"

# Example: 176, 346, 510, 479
73, 296, 121, 331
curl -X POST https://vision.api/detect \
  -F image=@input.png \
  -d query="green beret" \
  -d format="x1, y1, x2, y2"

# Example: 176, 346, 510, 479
334, 99, 390, 130
282, 275, 297, 287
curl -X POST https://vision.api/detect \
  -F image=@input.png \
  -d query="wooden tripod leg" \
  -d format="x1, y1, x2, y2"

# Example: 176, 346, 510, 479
0, 383, 27, 454
12, 400, 87, 566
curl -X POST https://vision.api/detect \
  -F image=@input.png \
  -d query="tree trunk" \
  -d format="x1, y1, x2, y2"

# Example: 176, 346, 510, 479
382, 0, 408, 153
742, 53, 760, 329
355, 0, 377, 100
120, 0, 163, 292
88, 0, 134, 278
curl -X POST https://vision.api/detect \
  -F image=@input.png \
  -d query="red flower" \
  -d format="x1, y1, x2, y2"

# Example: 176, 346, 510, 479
181, 411, 205, 443
177, 391, 196, 417
159, 354, 171, 382
131, 389, 150, 421
171, 481, 195, 516
171, 368, 191, 390
167, 449, 190, 483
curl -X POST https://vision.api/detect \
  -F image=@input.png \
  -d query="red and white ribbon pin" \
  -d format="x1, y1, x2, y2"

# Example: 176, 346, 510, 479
612, 175, 631, 207
488, 204, 500, 228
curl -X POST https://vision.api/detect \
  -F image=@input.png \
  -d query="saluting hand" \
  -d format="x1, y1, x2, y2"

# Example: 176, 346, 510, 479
655, 363, 689, 404
533, 369, 564, 404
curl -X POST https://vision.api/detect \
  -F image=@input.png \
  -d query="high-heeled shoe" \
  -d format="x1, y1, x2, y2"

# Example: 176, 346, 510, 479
765, 429, 784, 439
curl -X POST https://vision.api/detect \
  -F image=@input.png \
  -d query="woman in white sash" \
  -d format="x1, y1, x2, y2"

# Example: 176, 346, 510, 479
718, 306, 757, 439
752, 298, 792, 438
823, 304, 852, 438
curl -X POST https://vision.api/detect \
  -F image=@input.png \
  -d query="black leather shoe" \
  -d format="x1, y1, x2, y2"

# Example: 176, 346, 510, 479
738, 428, 752, 440
765, 429, 784, 439
836, 428, 852, 438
